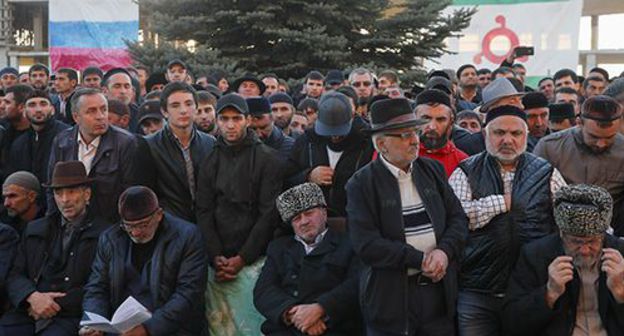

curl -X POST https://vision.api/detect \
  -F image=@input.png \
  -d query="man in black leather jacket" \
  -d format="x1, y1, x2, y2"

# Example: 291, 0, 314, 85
144, 82, 215, 223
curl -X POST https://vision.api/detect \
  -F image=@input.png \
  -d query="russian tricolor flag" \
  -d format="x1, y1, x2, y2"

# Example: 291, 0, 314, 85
49, 0, 139, 72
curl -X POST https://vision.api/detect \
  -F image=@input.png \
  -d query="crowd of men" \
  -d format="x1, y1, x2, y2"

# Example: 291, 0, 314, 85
0, 46, 624, 335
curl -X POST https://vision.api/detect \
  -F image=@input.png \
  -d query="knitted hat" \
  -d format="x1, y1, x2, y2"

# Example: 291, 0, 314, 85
276, 183, 327, 223
416, 89, 452, 109
554, 184, 612, 236
485, 105, 527, 125
2, 171, 40, 193
268, 92, 294, 106
118, 186, 160, 221
522, 92, 549, 110
246, 96, 271, 116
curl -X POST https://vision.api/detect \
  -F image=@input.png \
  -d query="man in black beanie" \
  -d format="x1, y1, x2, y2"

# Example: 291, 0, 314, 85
80, 186, 207, 336
522, 91, 550, 152
248, 96, 294, 161
548, 103, 576, 132
269, 92, 296, 133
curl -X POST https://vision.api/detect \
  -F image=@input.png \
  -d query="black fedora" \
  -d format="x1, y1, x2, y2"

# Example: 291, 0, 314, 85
232, 73, 266, 95
367, 98, 427, 134
44, 161, 95, 189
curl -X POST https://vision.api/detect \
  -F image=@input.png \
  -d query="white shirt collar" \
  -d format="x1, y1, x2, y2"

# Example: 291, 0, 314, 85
77, 131, 101, 149
294, 228, 329, 255
379, 154, 412, 179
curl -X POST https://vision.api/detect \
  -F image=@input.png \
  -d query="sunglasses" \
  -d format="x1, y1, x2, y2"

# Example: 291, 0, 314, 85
352, 81, 372, 88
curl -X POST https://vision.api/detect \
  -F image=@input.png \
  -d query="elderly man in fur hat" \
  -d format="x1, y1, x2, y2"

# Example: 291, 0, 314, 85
504, 184, 624, 336
253, 183, 362, 336
80, 186, 207, 336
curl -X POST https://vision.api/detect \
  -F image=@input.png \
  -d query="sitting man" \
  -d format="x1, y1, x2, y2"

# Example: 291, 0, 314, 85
254, 183, 362, 335
0, 161, 109, 335
80, 186, 207, 336
505, 184, 624, 335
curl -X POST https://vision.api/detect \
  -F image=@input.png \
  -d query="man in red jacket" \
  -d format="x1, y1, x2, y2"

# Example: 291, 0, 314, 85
415, 89, 469, 177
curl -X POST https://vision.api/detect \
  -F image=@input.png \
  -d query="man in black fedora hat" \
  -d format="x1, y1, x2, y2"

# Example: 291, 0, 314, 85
0, 161, 110, 336
232, 73, 266, 98
285, 91, 374, 218
346, 97, 468, 335
80, 186, 207, 336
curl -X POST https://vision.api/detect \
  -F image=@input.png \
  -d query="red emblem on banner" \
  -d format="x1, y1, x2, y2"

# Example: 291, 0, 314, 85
473, 15, 528, 65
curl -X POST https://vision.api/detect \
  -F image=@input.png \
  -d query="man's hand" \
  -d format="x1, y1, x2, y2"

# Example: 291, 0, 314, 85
422, 249, 449, 282
290, 303, 326, 333
506, 47, 518, 64
546, 256, 574, 308
214, 256, 236, 282
308, 166, 334, 186
78, 327, 104, 336
26, 291, 65, 319
306, 319, 327, 336
121, 324, 148, 336
224, 255, 245, 275
282, 307, 295, 326
602, 248, 624, 302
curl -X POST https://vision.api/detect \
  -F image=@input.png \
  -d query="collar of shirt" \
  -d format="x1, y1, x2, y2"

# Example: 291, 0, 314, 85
77, 131, 101, 151
61, 210, 87, 230
170, 125, 195, 151
379, 153, 412, 179
294, 228, 329, 254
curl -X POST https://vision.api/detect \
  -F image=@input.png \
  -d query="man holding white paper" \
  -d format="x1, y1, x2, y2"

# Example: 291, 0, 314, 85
346, 98, 468, 335
80, 186, 207, 336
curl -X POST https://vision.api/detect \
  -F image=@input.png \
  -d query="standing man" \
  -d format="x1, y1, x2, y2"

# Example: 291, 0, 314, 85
583, 75, 607, 99
80, 67, 103, 89
0, 161, 109, 336
415, 90, 468, 177
48, 88, 138, 222
554, 87, 581, 116
28, 64, 49, 91
232, 73, 266, 98
302, 71, 324, 100
0, 67, 18, 89
347, 98, 468, 335
8, 90, 69, 184
505, 185, 624, 335
285, 92, 374, 218
553, 69, 579, 91
2, 85, 33, 166
449, 105, 566, 336
534, 95, 624, 235
165, 59, 189, 83
261, 74, 280, 97
477, 69, 492, 89
457, 64, 482, 104
53, 68, 78, 124
194, 91, 218, 135
247, 96, 294, 161
196, 93, 283, 335
101, 68, 140, 133
269, 92, 296, 134
80, 186, 208, 336
522, 92, 550, 152
144, 82, 215, 223
538, 77, 556, 102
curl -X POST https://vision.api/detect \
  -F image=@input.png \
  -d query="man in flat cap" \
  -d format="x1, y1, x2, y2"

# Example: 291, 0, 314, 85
48, 88, 139, 223
285, 91, 374, 218
1, 171, 44, 236
414, 89, 468, 177
0, 161, 109, 335
535, 95, 624, 235
248, 96, 294, 162
347, 98, 467, 335
196, 93, 283, 334
504, 184, 624, 335
449, 104, 567, 336
254, 183, 362, 335
79, 186, 207, 336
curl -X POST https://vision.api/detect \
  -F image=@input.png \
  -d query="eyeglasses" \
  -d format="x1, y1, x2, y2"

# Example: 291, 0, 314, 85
352, 81, 372, 88
120, 212, 157, 232
383, 128, 422, 140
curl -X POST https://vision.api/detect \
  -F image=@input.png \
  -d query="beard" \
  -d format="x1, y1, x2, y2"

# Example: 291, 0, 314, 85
420, 129, 449, 150
486, 139, 527, 165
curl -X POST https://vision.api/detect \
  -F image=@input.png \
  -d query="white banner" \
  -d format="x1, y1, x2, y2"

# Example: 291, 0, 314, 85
428, 0, 583, 77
